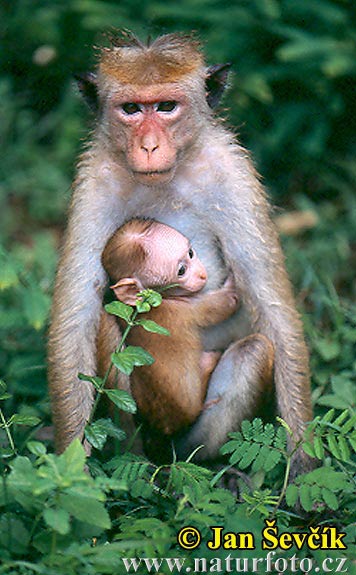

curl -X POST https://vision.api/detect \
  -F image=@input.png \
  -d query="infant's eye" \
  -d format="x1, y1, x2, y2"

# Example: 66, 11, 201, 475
177, 264, 186, 277
188, 248, 194, 259
122, 102, 141, 115
156, 101, 177, 112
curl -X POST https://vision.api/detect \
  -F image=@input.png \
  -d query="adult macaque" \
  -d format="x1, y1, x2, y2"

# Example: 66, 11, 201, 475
48, 31, 312, 470
99, 218, 240, 448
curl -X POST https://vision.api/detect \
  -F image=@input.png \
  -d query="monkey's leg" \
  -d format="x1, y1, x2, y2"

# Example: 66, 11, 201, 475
199, 351, 222, 389
176, 334, 274, 461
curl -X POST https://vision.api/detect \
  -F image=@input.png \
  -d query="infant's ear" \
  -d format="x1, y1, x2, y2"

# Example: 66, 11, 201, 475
110, 277, 143, 305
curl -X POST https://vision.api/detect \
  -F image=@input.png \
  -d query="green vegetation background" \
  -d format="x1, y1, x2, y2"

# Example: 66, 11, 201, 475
0, 1, 355, 570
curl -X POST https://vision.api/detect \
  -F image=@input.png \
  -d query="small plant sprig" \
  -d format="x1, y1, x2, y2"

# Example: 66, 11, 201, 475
303, 408, 356, 466
285, 407, 356, 511
79, 289, 169, 451
0, 380, 41, 460
221, 411, 356, 514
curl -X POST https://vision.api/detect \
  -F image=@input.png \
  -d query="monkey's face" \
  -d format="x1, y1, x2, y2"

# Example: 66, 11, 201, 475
143, 225, 207, 295
106, 86, 198, 185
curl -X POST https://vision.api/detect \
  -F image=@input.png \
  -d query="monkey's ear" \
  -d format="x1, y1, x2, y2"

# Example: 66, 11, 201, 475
111, 278, 144, 306
206, 63, 231, 109
75, 72, 99, 112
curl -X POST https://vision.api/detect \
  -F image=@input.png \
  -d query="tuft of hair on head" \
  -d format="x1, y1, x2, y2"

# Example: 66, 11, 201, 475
105, 28, 146, 50
98, 29, 205, 86
102, 218, 157, 283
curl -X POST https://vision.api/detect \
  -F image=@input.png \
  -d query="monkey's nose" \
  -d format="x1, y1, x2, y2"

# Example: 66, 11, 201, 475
141, 145, 159, 156
200, 271, 207, 280
140, 133, 159, 154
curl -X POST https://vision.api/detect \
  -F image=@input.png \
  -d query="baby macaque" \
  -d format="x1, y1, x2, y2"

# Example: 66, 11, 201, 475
99, 218, 239, 443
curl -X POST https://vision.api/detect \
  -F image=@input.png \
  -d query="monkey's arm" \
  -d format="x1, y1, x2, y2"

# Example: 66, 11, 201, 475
193, 275, 239, 327
210, 151, 312, 456
48, 163, 124, 452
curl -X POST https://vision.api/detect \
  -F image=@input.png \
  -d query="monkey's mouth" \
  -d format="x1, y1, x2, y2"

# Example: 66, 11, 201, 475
133, 169, 175, 184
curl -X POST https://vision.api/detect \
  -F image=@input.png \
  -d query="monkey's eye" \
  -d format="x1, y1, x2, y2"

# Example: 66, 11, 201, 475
156, 101, 177, 112
177, 264, 186, 277
188, 248, 194, 259
122, 102, 141, 115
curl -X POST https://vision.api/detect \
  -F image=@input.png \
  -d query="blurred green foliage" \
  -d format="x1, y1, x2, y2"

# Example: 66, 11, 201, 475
0, 0, 355, 429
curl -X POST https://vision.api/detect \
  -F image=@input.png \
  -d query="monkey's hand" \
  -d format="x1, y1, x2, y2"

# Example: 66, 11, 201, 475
193, 272, 239, 326
222, 271, 239, 313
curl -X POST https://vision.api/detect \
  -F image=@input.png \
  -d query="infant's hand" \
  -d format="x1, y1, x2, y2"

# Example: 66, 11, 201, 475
223, 271, 236, 291
223, 271, 239, 311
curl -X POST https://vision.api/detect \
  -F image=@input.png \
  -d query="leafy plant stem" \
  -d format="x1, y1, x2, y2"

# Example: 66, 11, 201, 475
87, 307, 140, 427
118, 308, 139, 352
272, 451, 291, 515
0, 407, 16, 454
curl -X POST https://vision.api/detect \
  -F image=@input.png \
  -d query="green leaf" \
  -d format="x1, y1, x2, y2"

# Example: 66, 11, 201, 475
138, 289, 163, 308
0, 515, 30, 555
0, 261, 19, 290
349, 432, 356, 452
22, 287, 50, 330
314, 338, 340, 361
135, 319, 170, 336
333, 409, 350, 427
78, 373, 104, 389
85, 422, 108, 450
302, 441, 316, 458
341, 414, 356, 433
321, 409, 335, 423
85, 418, 126, 449
8, 456, 37, 492
104, 389, 137, 413
311, 484, 321, 500
252, 444, 271, 471
59, 491, 110, 529
11, 414, 41, 427
241, 419, 254, 441
131, 477, 155, 499
105, 300, 133, 322
94, 417, 126, 441
60, 439, 87, 474
317, 395, 351, 409
304, 467, 348, 490
27, 441, 47, 456
299, 484, 313, 512
313, 435, 325, 459
0, 447, 16, 459
327, 431, 342, 459
136, 300, 151, 313
274, 427, 287, 449
321, 488, 339, 510
239, 443, 260, 469
337, 435, 350, 461
285, 484, 298, 507
0, 381, 11, 401
264, 449, 282, 471
111, 345, 154, 376
43, 507, 70, 535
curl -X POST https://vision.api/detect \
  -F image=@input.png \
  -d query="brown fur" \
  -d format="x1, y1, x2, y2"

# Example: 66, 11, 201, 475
99, 218, 238, 436
102, 219, 156, 280
100, 32, 203, 85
